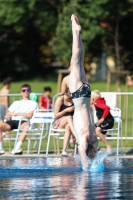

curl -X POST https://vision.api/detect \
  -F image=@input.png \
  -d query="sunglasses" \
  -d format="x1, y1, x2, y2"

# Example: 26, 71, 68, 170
22, 88, 30, 93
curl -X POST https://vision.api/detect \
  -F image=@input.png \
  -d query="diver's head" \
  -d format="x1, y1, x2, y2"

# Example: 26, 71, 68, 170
86, 144, 97, 159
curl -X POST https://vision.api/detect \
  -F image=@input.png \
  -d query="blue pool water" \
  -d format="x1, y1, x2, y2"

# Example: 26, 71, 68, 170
0, 153, 133, 199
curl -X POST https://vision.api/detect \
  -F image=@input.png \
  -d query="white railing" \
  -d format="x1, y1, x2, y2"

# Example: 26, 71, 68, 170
0, 92, 133, 139
101, 92, 133, 138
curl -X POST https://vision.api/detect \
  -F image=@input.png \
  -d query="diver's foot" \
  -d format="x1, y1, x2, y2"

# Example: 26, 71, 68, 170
107, 145, 112, 152
71, 14, 81, 31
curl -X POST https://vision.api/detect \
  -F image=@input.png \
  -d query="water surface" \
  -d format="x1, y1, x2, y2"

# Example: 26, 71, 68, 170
0, 154, 133, 199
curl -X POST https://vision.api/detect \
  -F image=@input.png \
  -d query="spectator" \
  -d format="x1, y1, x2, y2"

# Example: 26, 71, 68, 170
0, 77, 12, 121
39, 87, 52, 110
0, 105, 6, 122
53, 88, 76, 156
30, 92, 38, 102
0, 83, 38, 155
127, 75, 133, 86
91, 90, 114, 152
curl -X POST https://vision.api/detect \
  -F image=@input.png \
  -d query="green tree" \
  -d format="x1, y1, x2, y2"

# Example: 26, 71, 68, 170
52, 0, 133, 73
1, 0, 133, 80
0, 0, 60, 80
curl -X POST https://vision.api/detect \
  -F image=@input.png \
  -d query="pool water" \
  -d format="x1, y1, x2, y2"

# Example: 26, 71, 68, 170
0, 153, 133, 199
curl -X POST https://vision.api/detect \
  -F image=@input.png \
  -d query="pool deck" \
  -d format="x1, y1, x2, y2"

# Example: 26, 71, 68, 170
0, 151, 133, 159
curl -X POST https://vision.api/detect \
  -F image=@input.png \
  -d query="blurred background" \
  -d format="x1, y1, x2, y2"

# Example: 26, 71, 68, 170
0, 0, 133, 85
1, 0, 133, 151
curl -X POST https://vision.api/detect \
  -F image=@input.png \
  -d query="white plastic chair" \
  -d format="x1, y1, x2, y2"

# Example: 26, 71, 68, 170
13, 110, 54, 154
46, 93, 66, 155
46, 126, 66, 156
101, 92, 117, 108
2, 118, 28, 152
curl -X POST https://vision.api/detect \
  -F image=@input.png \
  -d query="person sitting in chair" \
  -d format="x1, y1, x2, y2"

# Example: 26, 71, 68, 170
39, 86, 52, 110
91, 90, 114, 152
53, 88, 76, 156
0, 83, 38, 155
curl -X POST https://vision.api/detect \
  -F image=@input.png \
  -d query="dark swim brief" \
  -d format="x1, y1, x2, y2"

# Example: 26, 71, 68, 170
6, 120, 27, 130
71, 83, 91, 99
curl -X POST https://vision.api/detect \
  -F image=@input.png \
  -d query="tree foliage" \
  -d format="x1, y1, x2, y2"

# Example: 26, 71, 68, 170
0, 0, 60, 80
1, 0, 133, 80
52, 0, 133, 71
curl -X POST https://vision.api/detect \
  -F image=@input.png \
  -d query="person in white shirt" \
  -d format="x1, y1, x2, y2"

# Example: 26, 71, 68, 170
0, 83, 38, 155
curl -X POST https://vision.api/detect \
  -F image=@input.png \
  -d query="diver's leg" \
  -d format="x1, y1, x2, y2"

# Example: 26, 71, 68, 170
69, 14, 82, 93
80, 57, 88, 83
79, 35, 88, 83
72, 15, 87, 84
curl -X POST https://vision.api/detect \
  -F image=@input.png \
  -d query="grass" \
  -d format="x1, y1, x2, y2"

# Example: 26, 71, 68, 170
1, 80, 133, 97
1, 80, 133, 153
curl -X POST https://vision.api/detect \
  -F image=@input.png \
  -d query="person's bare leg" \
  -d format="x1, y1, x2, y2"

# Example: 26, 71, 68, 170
69, 15, 82, 137
58, 117, 77, 140
0, 121, 11, 152
69, 14, 87, 94
57, 120, 73, 154
0, 121, 11, 141
79, 32, 87, 83
80, 39, 88, 83
96, 127, 112, 152
71, 15, 87, 84
62, 124, 71, 153
69, 14, 82, 93
12, 122, 29, 153
18, 122, 29, 142
67, 116, 77, 140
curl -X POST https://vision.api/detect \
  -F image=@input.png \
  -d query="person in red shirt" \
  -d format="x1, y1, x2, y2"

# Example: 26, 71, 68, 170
91, 90, 114, 152
39, 87, 52, 110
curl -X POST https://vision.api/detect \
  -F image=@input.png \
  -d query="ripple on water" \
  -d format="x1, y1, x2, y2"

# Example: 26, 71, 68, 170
0, 155, 133, 199
0, 153, 132, 176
